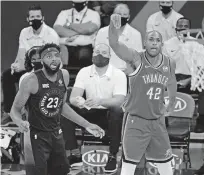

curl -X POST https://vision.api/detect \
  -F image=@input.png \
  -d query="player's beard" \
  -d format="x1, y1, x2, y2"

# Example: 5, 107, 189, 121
43, 62, 60, 75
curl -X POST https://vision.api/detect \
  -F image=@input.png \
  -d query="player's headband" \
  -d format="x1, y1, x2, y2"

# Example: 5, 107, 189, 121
41, 47, 60, 59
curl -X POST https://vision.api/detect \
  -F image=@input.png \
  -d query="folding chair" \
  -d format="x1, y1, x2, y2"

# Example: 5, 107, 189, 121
164, 92, 195, 169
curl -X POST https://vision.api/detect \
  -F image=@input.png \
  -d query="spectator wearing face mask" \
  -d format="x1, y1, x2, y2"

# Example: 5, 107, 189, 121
91, 1, 125, 28
62, 43, 127, 172
146, 1, 183, 42
1, 5, 60, 126
163, 17, 195, 94
95, 3, 143, 73
53, 0, 101, 68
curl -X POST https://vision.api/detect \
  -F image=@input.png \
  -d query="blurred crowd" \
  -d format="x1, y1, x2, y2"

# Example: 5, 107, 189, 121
1, 0, 204, 174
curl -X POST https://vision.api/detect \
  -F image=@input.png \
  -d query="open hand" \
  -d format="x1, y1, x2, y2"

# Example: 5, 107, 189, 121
110, 14, 121, 29
86, 123, 105, 138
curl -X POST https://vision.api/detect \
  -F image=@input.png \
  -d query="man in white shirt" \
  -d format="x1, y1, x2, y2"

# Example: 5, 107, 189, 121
53, 0, 101, 68
95, 3, 143, 72
146, 1, 183, 42
163, 17, 193, 94
62, 43, 127, 172
1, 5, 60, 126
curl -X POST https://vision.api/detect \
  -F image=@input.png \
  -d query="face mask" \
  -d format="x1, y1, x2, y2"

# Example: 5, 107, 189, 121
29, 19, 43, 30
43, 62, 60, 75
32, 62, 43, 71
92, 54, 109, 68
73, 2, 86, 12
121, 17, 129, 26
176, 28, 188, 37
160, 5, 172, 15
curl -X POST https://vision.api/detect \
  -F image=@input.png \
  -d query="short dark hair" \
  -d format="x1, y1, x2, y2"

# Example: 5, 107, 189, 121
24, 46, 41, 72
176, 17, 191, 28
27, 4, 43, 17
39, 43, 60, 58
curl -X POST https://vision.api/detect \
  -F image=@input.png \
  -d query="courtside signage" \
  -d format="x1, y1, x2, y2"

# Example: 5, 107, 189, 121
164, 96, 187, 112
82, 150, 109, 167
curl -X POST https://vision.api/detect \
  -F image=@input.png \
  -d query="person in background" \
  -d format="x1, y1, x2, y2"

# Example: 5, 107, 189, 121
95, 3, 143, 73
53, 0, 101, 68
92, 1, 124, 28
163, 17, 194, 94
146, 0, 183, 42
1, 4, 60, 126
63, 43, 127, 172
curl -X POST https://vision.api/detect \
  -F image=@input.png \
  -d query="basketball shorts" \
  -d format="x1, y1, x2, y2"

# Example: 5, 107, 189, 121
122, 114, 173, 164
25, 128, 69, 175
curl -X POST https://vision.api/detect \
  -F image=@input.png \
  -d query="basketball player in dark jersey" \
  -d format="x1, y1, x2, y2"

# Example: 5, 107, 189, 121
109, 14, 177, 175
10, 43, 104, 175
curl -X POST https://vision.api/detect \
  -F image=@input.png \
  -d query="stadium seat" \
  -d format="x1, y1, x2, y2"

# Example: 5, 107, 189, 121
165, 92, 195, 169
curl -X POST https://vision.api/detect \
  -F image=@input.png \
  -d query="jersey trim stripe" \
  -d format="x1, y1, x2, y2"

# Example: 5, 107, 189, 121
144, 52, 164, 69
128, 63, 143, 77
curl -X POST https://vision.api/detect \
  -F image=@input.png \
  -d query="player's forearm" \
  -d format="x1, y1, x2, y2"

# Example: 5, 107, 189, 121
54, 25, 79, 38
69, 23, 98, 35
62, 103, 90, 128
10, 107, 23, 127
166, 82, 177, 112
100, 97, 125, 108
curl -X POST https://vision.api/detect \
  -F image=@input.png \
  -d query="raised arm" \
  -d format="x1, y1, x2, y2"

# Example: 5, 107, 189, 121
10, 74, 38, 132
108, 14, 141, 70
166, 59, 177, 114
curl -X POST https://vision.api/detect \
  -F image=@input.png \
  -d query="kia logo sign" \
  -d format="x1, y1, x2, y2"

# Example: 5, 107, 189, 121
164, 96, 187, 112
82, 150, 109, 167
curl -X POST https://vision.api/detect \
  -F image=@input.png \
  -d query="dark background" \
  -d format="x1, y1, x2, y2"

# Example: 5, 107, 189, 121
1, 1, 204, 72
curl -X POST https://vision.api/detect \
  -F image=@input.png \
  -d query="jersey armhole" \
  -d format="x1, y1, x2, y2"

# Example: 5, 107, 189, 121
128, 63, 142, 77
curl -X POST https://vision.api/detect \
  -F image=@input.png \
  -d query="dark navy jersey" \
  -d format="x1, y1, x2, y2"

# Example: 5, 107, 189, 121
124, 52, 172, 119
27, 70, 66, 131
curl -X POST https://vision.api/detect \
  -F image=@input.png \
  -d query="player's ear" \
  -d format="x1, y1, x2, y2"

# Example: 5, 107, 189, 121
26, 17, 29, 23
42, 16, 45, 22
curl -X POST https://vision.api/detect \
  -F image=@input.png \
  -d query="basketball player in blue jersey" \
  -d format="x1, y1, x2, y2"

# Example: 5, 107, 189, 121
109, 14, 177, 175
10, 43, 105, 175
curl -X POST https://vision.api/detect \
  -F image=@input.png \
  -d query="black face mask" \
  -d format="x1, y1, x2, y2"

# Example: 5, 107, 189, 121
160, 5, 172, 15
29, 19, 43, 30
32, 62, 43, 71
121, 17, 129, 27
176, 28, 188, 37
43, 62, 60, 75
73, 2, 86, 12
92, 54, 109, 68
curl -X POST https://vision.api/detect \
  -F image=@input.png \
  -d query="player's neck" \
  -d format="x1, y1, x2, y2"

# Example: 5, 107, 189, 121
145, 52, 161, 66
42, 68, 58, 82
95, 64, 109, 76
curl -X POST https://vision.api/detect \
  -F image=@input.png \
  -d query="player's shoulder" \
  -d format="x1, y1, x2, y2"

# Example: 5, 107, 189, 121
163, 54, 176, 69
20, 72, 38, 92
61, 68, 69, 85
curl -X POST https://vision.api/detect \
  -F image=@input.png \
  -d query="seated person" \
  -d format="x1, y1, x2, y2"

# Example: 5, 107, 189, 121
146, 0, 183, 42
95, 3, 143, 73
1, 5, 60, 126
19, 46, 42, 86
53, 0, 101, 68
91, 1, 125, 27
163, 17, 194, 94
61, 43, 127, 173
